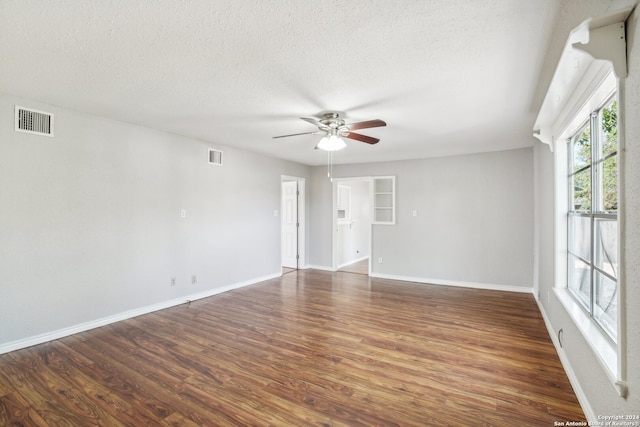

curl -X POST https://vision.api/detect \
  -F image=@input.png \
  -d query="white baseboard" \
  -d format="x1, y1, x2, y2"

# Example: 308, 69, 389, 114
369, 272, 533, 294
534, 296, 594, 422
308, 257, 370, 272
283, 265, 314, 270
0, 272, 281, 355
306, 264, 336, 272
337, 256, 369, 270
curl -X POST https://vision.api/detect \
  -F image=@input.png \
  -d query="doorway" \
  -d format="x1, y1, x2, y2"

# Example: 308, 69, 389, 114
332, 177, 372, 275
281, 176, 305, 273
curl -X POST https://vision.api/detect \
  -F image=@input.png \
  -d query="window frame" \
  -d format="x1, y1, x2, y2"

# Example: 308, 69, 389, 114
566, 96, 618, 343
551, 70, 621, 385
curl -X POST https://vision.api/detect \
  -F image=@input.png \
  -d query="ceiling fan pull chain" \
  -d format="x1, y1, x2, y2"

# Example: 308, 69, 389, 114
330, 151, 333, 182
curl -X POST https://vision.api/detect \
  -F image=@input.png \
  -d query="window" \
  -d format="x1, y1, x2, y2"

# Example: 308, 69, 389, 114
567, 98, 618, 341
533, 9, 629, 393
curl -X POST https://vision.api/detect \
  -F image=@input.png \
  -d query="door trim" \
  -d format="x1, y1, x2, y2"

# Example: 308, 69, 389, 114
281, 175, 306, 271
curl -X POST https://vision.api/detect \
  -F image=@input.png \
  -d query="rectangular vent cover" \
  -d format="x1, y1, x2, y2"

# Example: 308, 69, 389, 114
15, 106, 54, 137
209, 148, 223, 165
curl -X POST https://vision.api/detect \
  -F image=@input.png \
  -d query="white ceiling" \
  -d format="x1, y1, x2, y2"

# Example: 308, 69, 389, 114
1, 0, 561, 166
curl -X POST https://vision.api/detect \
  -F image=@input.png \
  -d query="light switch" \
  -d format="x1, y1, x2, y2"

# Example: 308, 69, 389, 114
412, 210, 418, 217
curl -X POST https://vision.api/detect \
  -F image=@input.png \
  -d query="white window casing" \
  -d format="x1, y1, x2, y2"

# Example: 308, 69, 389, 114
533, 7, 632, 398
533, 8, 629, 151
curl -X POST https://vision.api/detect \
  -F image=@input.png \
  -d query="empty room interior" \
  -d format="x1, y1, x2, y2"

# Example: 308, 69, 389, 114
1, 0, 639, 425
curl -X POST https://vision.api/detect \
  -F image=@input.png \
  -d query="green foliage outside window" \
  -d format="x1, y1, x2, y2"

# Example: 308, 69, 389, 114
573, 127, 591, 211
571, 101, 617, 212
601, 101, 617, 211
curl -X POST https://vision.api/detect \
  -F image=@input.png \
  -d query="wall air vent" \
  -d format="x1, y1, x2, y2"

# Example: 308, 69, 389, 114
209, 148, 223, 166
15, 106, 54, 137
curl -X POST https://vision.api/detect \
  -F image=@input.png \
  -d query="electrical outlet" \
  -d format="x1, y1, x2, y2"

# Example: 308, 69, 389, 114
170, 277, 176, 286
191, 275, 197, 285
378, 257, 383, 264
180, 209, 186, 218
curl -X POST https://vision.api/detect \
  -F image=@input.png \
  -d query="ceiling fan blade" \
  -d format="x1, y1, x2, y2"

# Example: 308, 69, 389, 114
299, 117, 329, 129
273, 131, 322, 139
345, 119, 386, 131
342, 132, 379, 145
300, 116, 320, 125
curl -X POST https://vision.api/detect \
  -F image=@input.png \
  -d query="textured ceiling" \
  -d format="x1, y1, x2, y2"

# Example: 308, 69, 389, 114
1, 0, 561, 165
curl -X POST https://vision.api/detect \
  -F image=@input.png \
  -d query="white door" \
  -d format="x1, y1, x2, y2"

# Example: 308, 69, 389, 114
281, 181, 298, 268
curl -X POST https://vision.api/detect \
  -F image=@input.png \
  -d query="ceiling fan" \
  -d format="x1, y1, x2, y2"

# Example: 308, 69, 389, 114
273, 111, 386, 151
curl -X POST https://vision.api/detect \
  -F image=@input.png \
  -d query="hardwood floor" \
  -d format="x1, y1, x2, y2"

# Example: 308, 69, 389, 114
282, 267, 297, 275
0, 269, 584, 426
338, 258, 369, 275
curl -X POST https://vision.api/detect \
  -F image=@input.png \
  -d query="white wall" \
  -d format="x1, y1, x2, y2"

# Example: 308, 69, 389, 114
310, 148, 534, 291
622, 6, 640, 412
308, 166, 333, 268
533, 0, 640, 417
0, 93, 310, 351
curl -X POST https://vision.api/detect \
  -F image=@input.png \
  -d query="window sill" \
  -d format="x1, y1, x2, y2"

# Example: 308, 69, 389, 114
554, 287, 619, 385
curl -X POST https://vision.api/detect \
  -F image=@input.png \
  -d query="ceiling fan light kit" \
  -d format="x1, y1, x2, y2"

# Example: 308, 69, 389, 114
316, 134, 346, 151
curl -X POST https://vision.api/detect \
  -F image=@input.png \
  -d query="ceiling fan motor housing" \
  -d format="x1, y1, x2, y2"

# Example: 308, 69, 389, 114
319, 112, 346, 130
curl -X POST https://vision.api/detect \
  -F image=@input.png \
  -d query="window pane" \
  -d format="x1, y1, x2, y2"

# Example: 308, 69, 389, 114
571, 168, 591, 211
594, 271, 617, 340
573, 126, 591, 172
568, 215, 591, 261
601, 155, 618, 211
595, 218, 618, 278
600, 100, 617, 158
568, 254, 591, 308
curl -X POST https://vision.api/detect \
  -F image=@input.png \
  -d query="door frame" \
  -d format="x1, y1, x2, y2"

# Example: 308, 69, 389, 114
281, 175, 306, 271
331, 176, 372, 274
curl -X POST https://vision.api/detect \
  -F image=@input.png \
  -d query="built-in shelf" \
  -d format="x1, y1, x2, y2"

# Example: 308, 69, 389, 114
373, 176, 395, 224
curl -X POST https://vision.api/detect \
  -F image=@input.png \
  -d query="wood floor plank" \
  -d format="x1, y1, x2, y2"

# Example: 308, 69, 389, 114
0, 270, 585, 426
0, 392, 51, 427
